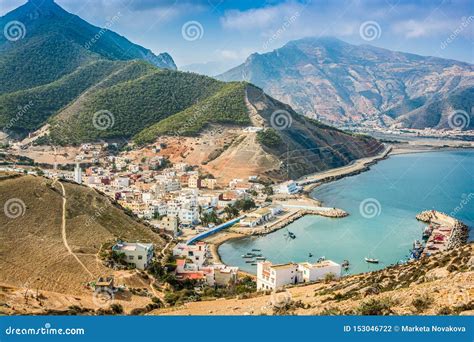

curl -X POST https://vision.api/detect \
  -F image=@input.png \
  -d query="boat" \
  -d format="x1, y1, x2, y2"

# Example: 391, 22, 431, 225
365, 257, 379, 264
251, 249, 261, 252
256, 257, 266, 260
342, 260, 350, 268
308, 253, 313, 258
422, 226, 433, 239
245, 260, 254, 263
317, 256, 325, 263
242, 254, 254, 258
286, 230, 296, 239
413, 240, 423, 250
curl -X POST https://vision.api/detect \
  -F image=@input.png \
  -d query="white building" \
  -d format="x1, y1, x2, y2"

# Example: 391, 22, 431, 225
74, 164, 82, 184
114, 177, 130, 188
275, 180, 301, 195
112, 242, 154, 270
159, 216, 178, 236
298, 260, 342, 283
173, 242, 208, 267
152, 177, 181, 194
257, 260, 341, 291
178, 206, 199, 225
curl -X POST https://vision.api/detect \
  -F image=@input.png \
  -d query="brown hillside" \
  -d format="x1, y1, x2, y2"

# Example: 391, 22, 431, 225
0, 173, 164, 296
153, 244, 473, 316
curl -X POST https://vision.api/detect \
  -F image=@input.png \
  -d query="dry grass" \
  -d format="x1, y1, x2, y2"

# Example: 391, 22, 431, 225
0, 173, 164, 297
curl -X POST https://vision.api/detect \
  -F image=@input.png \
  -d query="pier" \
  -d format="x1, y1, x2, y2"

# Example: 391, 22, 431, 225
416, 210, 469, 257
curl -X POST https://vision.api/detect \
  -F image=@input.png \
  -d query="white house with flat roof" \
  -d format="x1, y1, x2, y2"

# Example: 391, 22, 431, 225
275, 180, 301, 195
257, 260, 341, 291
173, 242, 208, 267
112, 242, 154, 270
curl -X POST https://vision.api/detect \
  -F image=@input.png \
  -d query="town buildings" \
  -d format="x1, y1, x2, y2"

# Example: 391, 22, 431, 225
257, 260, 342, 290
173, 242, 208, 267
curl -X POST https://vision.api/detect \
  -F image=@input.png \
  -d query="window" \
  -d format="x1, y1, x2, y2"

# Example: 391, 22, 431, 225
129, 256, 134, 260
138, 255, 143, 260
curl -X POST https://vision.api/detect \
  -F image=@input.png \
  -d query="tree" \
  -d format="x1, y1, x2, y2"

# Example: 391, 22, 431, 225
224, 205, 239, 220
263, 186, 274, 195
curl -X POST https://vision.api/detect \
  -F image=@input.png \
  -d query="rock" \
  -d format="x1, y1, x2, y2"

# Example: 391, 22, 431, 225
459, 310, 474, 316
425, 268, 450, 281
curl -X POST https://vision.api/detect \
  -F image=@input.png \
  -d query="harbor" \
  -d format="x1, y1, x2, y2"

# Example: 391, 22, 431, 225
416, 210, 469, 257
219, 150, 473, 275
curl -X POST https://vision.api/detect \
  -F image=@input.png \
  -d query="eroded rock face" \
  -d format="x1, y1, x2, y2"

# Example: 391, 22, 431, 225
218, 37, 474, 130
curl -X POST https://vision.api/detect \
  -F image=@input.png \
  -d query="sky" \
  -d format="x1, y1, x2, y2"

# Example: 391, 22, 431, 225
1, 0, 473, 70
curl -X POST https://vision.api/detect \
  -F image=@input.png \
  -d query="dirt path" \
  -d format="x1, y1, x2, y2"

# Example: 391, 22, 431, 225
55, 180, 94, 278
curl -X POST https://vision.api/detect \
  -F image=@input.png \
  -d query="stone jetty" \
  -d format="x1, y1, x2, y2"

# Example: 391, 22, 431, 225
231, 208, 348, 237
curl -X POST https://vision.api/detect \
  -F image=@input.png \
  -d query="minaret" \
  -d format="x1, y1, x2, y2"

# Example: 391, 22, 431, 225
74, 163, 82, 184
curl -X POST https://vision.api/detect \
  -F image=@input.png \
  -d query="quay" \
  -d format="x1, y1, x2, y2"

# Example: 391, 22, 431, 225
416, 210, 469, 256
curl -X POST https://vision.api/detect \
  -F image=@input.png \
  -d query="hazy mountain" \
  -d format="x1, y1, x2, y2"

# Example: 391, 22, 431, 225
180, 61, 239, 77
217, 37, 474, 130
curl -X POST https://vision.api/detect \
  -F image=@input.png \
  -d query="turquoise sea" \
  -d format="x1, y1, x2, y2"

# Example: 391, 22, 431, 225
219, 150, 474, 275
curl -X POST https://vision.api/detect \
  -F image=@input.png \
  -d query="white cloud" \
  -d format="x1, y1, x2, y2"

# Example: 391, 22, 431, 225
393, 18, 459, 38
220, 2, 302, 30
214, 48, 254, 61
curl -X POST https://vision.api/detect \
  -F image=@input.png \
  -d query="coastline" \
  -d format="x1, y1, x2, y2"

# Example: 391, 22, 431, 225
207, 143, 473, 269
206, 145, 392, 266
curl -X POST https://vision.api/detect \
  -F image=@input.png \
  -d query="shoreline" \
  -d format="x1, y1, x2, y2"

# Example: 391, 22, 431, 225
207, 145, 473, 270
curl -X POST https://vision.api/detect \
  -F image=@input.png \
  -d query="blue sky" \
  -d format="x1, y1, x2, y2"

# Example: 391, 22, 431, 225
1, 0, 473, 69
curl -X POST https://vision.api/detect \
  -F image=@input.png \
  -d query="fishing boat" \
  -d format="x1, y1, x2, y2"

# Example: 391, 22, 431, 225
317, 256, 326, 263
308, 253, 313, 258
413, 240, 423, 250
251, 249, 261, 252
256, 257, 266, 260
342, 260, 350, 268
422, 225, 433, 239
242, 254, 254, 258
245, 260, 254, 263
251, 263, 257, 266
365, 257, 379, 264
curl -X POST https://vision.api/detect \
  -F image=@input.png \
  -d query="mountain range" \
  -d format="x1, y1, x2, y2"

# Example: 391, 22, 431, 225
218, 37, 474, 130
0, 0, 385, 181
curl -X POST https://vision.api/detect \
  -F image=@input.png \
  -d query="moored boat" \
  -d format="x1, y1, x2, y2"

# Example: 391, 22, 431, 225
365, 257, 379, 264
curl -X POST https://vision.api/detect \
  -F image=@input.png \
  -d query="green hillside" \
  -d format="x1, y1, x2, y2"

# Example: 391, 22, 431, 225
49, 70, 227, 144
134, 82, 250, 145
0, 60, 123, 131
0, 33, 96, 94
0, 0, 176, 136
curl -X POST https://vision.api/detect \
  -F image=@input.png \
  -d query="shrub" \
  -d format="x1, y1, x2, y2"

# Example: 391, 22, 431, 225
357, 298, 393, 315
257, 129, 282, 147
411, 294, 432, 313
437, 306, 452, 315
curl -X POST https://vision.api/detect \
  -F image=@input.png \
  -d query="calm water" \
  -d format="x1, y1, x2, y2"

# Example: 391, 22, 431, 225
219, 150, 474, 274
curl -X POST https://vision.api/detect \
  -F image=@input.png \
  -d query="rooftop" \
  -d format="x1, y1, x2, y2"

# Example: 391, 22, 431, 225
113, 242, 153, 252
